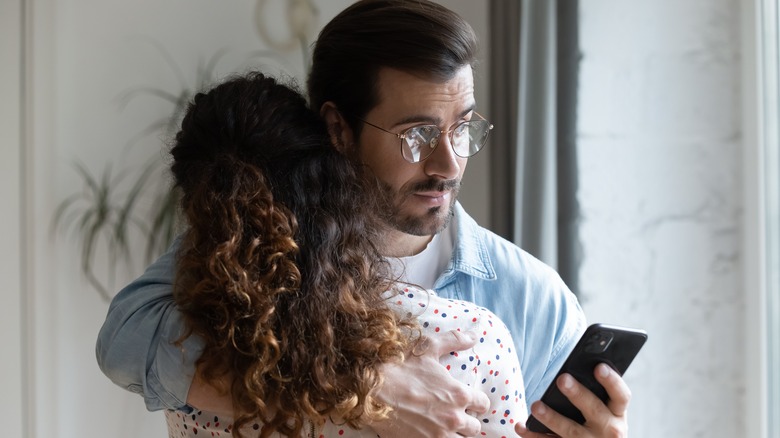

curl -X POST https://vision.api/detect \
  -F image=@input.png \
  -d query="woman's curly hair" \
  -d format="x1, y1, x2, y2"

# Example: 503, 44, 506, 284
170, 72, 411, 437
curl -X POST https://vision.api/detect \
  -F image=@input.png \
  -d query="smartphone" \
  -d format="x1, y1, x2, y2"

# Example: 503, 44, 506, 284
526, 323, 648, 434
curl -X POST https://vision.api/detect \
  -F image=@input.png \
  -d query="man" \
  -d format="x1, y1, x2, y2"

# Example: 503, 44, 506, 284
97, 1, 632, 437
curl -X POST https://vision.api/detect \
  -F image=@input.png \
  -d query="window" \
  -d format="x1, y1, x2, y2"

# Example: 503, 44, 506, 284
761, 3, 780, 437
748, 1, 780, 436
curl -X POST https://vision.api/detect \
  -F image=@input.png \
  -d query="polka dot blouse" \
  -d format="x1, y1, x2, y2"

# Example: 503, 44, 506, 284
165, 286, 527, 437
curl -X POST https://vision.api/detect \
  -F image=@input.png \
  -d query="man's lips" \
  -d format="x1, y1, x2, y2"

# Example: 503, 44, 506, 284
412, 190, 451, 206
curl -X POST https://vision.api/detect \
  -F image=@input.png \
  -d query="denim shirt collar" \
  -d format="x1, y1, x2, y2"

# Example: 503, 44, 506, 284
436, 203, 497, 288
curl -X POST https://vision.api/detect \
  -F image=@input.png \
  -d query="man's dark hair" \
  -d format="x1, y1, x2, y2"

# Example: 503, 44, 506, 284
307, 0, 478, 132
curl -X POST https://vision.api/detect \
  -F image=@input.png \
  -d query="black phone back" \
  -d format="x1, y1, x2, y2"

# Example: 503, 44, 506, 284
526, 323, 647, 434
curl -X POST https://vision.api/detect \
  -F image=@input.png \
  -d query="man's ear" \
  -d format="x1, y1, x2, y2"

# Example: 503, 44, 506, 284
320, 101, 355, 154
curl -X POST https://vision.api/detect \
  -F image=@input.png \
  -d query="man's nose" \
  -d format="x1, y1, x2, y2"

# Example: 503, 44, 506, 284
423, 133, 462, 180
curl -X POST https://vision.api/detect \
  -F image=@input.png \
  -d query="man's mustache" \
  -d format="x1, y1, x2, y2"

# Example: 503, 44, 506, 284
408, 179, 461, 194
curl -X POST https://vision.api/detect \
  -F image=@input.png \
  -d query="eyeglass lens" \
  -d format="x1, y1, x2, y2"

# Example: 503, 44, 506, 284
401, 120, 491, 163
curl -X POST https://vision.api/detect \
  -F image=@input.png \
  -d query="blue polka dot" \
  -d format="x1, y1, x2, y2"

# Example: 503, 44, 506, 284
461, 364, 467, 370
491, 387, 496, 393
442, 313, 447, 318
469, 356, 475, 362
423, 322, 429, 328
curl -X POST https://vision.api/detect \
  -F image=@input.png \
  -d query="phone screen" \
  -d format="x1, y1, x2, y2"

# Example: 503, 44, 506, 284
526, 323, 647, 434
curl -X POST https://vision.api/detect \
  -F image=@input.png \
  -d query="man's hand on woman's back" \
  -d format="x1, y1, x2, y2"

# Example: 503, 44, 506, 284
371, 329, 490, 438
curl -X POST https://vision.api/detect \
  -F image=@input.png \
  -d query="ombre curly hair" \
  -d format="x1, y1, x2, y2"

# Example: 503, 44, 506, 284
170, 72, 411, 437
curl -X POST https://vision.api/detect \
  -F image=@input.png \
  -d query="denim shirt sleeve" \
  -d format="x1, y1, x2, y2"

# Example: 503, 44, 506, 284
519, 275, 586, 405
95, 239, 203, 412
438, 203, 587, 409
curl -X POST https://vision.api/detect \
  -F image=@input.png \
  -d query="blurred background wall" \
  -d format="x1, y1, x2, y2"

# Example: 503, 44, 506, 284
577, 1, 745, 436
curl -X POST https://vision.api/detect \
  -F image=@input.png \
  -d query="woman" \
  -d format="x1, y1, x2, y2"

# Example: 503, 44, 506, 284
165, 72, 526, 438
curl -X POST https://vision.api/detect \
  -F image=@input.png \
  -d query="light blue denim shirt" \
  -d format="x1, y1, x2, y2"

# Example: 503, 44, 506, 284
96, 203, 586, 413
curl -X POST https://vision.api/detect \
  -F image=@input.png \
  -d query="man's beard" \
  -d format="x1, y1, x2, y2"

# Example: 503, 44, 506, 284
374, 177, 461, 236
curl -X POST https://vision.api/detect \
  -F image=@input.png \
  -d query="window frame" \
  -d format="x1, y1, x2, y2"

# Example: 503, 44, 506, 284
743, 1, 780, 437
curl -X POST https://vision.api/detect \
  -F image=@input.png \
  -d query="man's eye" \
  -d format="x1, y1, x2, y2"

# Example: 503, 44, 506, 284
411, 126, 439, 141
405, 131, 426, 150
418, 126, 436, 136
453, 123, 469, 137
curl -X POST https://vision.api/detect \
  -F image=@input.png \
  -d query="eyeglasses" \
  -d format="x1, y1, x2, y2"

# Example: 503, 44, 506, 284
356, 112, 494, 163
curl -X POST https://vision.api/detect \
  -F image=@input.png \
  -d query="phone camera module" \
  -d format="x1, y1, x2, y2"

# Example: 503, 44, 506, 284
584, 331, 614, 354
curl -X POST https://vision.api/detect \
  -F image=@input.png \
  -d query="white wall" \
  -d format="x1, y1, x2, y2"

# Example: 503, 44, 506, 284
577, 1, 744, 437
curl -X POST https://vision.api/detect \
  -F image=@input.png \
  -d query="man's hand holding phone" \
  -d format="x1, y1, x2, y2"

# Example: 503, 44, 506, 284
515, 362, 631, 437
516, 323, 646, 438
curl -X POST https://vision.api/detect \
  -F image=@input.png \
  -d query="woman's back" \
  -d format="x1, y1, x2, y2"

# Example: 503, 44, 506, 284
165, 286, 527, 438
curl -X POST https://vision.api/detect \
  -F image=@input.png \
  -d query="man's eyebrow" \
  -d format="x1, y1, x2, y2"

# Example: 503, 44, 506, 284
390, 105, 476, 129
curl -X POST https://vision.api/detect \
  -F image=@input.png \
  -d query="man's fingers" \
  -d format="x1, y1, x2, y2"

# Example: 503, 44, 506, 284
453, 410, 483, 437
427, 329, 478, 357
555, 372, 611, 429
594, 363, 631, 416
464, 385, 490, 415
514, 414, 562, 438
517, 365, 632, 438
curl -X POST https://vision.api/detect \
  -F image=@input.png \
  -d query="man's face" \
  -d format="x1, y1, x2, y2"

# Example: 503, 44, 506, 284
356, 66, 475, 237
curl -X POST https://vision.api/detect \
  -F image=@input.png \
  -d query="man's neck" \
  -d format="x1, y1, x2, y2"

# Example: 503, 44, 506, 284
383, 229, 434, 258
